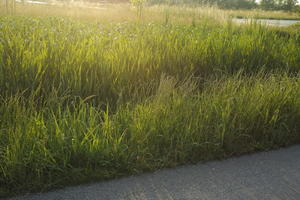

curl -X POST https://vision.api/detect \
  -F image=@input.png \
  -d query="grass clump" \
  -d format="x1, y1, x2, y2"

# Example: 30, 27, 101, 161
1, 74, 300, 196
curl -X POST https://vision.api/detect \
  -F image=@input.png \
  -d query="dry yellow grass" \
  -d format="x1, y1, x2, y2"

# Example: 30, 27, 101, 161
1, 1, 299, 23
1, 2, 230, 23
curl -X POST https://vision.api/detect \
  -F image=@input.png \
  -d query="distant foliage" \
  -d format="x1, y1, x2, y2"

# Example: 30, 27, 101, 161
280, 0, 298, 11
147, 0, 257, 9
260, 0, 276, 10
148, 0, 298, 10
261, 0, 298, 10
218, 0, 257, 9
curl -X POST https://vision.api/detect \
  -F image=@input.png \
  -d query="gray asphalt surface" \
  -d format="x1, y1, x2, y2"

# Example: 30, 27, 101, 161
7, 145, 300, 200
233, 18, 300, 26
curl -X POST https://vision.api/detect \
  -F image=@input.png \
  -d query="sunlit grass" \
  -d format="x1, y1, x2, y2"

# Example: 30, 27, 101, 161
1, 2, 299, 21
0, 3, 300, 197
1, 73, 300, 196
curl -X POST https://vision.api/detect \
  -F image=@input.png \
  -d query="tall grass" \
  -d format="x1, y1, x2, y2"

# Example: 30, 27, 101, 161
0, 6, 300, 197
1, 16, 299, 105
1, 74, 300, 196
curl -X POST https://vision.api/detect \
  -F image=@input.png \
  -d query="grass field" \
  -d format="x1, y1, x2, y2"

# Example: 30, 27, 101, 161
0, 3, 300, 197
1, 2, 300, 21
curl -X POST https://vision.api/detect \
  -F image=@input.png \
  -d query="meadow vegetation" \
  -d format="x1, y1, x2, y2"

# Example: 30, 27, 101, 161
0, 3, 300, 197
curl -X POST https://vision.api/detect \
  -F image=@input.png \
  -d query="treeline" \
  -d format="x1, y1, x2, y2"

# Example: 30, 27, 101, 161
260, 0, 298, 10
146, 0, 299, 11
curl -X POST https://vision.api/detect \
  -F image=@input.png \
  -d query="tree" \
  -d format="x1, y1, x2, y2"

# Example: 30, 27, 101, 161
219, 0, 257, 9
280, 0, 298, 11
260, 0, 276, 10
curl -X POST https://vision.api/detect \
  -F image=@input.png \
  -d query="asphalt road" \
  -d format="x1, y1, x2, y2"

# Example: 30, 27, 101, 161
233, 18, 300, 26
7, 145, 300, 200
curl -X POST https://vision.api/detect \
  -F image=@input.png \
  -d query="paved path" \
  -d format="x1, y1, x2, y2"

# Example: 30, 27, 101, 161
233, 18, 300, 26
7, 145, 300, 200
